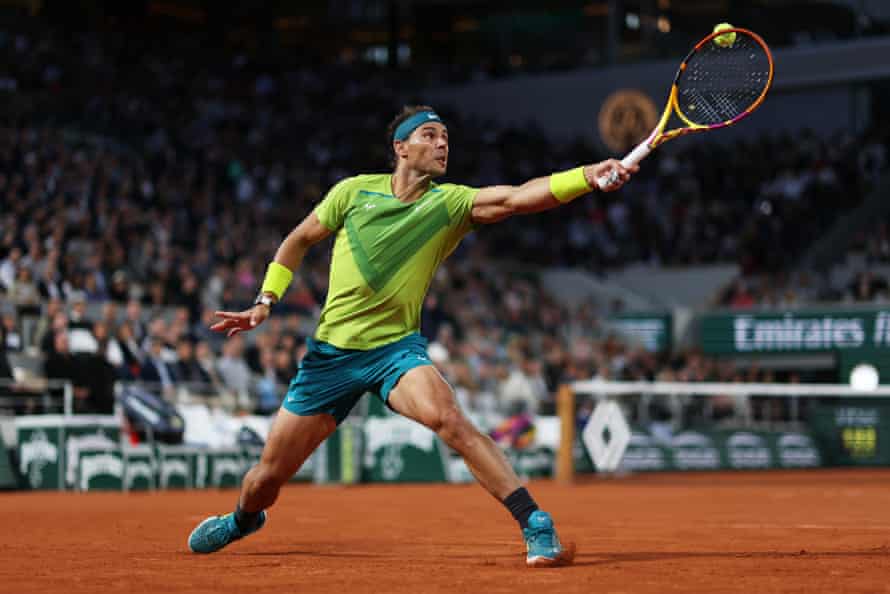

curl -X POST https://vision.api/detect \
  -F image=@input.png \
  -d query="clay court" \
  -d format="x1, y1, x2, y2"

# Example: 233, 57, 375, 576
1, 469, 888, 593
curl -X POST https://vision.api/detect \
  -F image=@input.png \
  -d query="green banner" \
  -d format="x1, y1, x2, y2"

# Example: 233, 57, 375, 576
445, 427, 822, 480
319, 421, 363, 485
448, 446, 557, 482
16, 418, 64, 490
15, 415, 120, 490
573, 434, 595, 474
506, 448, 554, 478
809, 400, 890, 466
614, 429, 822, 473
362, 415, 448, 482
608, 313, 672, 352
699, 308, 890, 355
77, 447, 124, 491
194, 448, 244, 489
63, 417, 120, 489
124, 444, 157, 491
837, 347, 890, 385
156, 445, 196, 489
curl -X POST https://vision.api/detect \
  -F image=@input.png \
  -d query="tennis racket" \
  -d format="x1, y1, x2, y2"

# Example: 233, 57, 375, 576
597, 27, 774, 189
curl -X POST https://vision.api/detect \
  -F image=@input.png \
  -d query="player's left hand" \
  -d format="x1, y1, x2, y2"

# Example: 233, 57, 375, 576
210, 305, 270, 337
591, 159, 638, 191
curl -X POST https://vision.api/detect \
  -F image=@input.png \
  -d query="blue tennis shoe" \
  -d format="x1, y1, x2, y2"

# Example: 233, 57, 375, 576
522, 510, 576, 567
188, 511, 267, 554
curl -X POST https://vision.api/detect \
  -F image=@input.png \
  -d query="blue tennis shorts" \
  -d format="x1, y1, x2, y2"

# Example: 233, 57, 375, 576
282, 332, 432, 424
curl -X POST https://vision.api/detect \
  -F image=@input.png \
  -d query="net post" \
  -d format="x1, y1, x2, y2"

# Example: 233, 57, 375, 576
556, 384, 575, 484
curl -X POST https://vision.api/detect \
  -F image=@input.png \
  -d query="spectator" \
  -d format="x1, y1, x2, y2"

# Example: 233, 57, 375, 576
216, 335, 252, 410
67, 292, 98, 354
124, 300, 148, 345
244, 331, 273, 374
498, 343, 548, 415
99, 302, 119, 328
9, 266, 40, 307
115, 321, 144, 379
173, 270, 202, 324
39, 309, 67, 355
108, 270, 130, 303
140, 338, 177, 399
172, 338, 212, 388
273, 348, 297, 386
1, 310, 22, 351
143, 317, 175, 362
37, 259, 65, 301
0, 323, 13, 384
195, 340, 227, 397
848, 270, 889, 302
451, 359, 498, 414
45, 331, 114, 414
255, 348, 282, 414
0, 246, 22, 291
93, 320, 124, 369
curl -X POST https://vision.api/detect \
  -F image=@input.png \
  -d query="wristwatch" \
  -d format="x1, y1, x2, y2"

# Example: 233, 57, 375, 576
254, 293, 276, 309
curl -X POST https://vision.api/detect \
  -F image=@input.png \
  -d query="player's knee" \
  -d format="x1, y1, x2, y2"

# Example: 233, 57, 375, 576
250, 460, 291, 492
435, 406, 474, 449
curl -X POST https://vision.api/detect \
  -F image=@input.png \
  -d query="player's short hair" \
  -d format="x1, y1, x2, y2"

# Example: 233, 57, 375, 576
386, 104, 437, 168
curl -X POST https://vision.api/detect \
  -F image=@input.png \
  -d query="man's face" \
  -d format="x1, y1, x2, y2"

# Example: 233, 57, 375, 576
177, 341, 193, 361
126, 300, 141, 320
394, 122, 448, 177
149, 318, 166, 337
55, 332, 69, 354
72, 301, 86, 318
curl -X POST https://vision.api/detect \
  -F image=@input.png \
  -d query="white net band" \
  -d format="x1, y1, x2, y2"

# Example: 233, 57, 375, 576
572, 380, 890, 398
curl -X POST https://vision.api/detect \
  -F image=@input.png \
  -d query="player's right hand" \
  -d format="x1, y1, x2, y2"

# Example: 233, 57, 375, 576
592, 159, 637, 191
210, 305, 270, 337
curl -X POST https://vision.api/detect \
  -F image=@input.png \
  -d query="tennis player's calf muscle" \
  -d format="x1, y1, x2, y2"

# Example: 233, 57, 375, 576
239, 410, 336, 513
440, 415, 520, 500
389, 366, 521, 500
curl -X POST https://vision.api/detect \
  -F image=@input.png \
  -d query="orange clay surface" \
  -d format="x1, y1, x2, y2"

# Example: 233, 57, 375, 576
2, 469, 890, 594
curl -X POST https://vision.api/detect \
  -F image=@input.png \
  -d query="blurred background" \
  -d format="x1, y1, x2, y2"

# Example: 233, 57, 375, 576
2, 0, 890, 488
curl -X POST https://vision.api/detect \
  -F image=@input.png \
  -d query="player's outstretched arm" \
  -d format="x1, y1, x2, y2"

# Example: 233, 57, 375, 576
211, 213, 332, 337
470, 159, 637, 224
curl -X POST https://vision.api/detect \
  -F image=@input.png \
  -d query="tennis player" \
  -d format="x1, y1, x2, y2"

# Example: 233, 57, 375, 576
188, 105, 635, 567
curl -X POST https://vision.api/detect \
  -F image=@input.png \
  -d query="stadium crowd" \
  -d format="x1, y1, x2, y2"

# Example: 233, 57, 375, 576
5, 24, 889, 271
1, 22, 888, 423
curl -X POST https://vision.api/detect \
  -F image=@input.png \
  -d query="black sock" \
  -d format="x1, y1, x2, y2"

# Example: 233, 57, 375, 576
234, 504, 261, 532
503, 487, 539, 530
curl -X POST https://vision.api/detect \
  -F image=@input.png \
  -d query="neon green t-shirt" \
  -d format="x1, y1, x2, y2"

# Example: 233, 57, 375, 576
312, 173, 478, 350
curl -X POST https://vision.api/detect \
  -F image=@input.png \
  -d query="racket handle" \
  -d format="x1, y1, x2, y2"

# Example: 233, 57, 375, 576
595, 142, 652, 189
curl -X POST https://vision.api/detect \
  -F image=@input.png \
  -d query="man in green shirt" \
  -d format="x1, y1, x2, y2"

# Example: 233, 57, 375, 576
188, 105, 635, 567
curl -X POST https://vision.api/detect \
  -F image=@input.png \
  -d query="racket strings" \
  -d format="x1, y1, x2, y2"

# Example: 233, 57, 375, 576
676, 33, 771, 126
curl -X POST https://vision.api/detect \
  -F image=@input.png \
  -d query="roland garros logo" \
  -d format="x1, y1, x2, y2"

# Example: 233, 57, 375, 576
20, 429, 58, 488
598, 89, 658, 154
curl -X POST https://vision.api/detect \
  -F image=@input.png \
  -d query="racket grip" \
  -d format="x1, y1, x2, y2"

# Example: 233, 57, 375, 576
595, 142, 652, 189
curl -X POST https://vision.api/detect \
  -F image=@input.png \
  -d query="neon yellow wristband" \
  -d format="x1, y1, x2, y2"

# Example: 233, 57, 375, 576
549, 166, 592, 202
260, 262, 293, 300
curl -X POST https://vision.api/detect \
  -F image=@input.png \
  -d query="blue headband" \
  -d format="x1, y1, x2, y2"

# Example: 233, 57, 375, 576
393, 111, 444, 141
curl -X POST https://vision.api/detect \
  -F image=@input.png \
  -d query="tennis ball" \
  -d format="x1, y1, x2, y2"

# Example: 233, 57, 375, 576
713, 23, 736, 48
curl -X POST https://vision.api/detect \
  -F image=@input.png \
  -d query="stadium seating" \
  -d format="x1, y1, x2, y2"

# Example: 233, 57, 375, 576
1, 21, 888, 428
